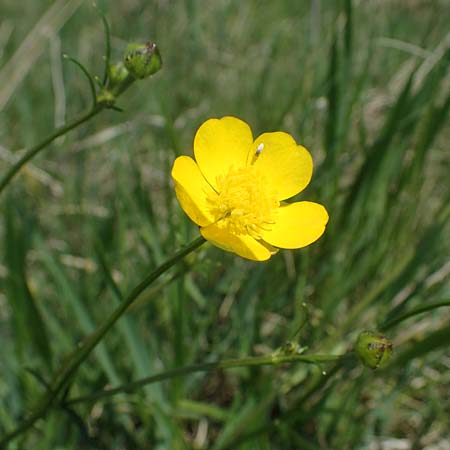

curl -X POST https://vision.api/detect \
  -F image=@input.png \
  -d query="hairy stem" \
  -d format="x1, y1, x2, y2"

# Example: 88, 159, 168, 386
0, 105, 103, 196
0, 235, 206, 447
67, 353, 346, 405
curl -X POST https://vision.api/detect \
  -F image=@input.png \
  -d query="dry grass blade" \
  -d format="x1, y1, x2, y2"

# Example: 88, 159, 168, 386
0, 0, 84, 111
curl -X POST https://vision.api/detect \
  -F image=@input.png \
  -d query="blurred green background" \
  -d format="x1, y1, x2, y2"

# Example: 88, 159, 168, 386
1, 0, 450, 448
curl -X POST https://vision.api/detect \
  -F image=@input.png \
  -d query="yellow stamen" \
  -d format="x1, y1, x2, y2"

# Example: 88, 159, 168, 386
209, 165, 279, 239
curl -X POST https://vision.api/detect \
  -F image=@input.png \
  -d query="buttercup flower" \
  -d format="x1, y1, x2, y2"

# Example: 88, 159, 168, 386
171, 116, 328, 261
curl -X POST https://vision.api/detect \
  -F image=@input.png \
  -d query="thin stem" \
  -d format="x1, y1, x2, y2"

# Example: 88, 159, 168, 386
93, 3, 111, 86
0, 105, 103, 197
0, 236, 206, 447
63, 55, 98, 106
381, 300, 450, 331
289, 302, 310, 341
68, 353, 345, 405
0, 401, 53, 446
51, 236, 206, 393
219, 359, 352, 450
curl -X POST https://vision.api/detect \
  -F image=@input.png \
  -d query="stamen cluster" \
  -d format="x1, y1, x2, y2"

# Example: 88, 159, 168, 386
210, 165, 279, 239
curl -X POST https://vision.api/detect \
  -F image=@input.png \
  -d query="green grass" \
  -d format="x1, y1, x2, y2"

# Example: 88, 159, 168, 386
1, 0, 450, 449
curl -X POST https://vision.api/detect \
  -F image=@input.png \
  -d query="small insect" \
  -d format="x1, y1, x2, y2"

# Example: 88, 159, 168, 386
255, 143, 264, 157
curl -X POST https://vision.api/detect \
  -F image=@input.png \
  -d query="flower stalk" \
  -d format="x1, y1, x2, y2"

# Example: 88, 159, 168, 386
67, 353, 346, 406
0, 235, 205, 447
0, 105, 103, 196
0, 33, 161, 197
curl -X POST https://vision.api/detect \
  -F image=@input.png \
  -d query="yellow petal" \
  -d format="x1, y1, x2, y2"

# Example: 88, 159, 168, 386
260, 201, 328, 249
200, 222, 271, 261
253, 132, 313, 200
171, 156, 218, 227
194, 117, 253, 191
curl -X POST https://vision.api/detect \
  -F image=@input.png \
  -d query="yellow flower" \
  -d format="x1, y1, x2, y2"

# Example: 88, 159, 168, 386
171, 116, 329, 261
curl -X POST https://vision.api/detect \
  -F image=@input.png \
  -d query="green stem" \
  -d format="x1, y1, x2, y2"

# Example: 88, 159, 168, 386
68, 353, 345, 406
218, 359, 352, 450
0, 402, 52, 447
52, 235, 206, 391
0, 105, 103, 197
0, 235, 206, 447
380, 300, 450, 331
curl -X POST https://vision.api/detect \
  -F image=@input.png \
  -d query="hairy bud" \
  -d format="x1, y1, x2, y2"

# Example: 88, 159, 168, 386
108, 62, 130, 85
355, 330, 393, 369
124, 42, 162, 79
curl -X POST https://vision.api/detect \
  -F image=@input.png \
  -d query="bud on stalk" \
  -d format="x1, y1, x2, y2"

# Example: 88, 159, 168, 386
124, 42, 162, 79
355, 330, 393, 369
101, 42, 162, 102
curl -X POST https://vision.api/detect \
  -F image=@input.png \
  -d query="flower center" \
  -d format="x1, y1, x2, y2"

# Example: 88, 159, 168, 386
210, 165, 279, 239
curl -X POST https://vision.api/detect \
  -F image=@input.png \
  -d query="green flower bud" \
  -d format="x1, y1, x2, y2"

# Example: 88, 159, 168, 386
355, 330, 393, 369
124, 42, 162, 79
103, 61, 135, 99
108, 62, 130, 86
281, 341, 301, 355
96, 89, 116, 107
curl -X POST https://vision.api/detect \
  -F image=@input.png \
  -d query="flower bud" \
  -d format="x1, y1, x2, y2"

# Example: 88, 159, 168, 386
124, 42, 162, 79
102, 61, 135, 99
108, 62, 130, 86
355, 330, 393, 369
281, 341, 300, 355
